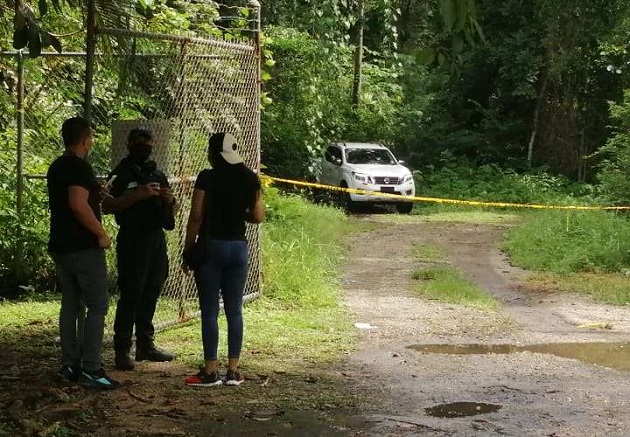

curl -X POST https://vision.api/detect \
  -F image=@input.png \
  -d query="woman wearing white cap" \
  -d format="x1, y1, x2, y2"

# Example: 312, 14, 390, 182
183, 132, 264, 387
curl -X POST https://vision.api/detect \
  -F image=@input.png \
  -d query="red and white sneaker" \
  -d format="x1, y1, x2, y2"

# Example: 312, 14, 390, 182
185, 368, 223, 387
225, 369, 245, 386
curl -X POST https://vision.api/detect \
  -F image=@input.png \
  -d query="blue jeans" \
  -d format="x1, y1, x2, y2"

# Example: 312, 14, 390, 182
194, 240, 249, 361
53, 247, 109, 371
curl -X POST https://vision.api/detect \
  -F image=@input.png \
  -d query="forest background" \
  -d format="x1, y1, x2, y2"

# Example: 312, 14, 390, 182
2, 0, 630, 296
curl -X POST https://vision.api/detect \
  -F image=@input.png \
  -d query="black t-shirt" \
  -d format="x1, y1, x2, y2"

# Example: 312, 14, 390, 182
108, 157, 174, 232
194, 165, 261, 241
47, 153, 102, 254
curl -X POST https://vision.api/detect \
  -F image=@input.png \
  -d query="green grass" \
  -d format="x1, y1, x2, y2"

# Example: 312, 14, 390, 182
503, 210, 630, 274
0, 299, 59, 328
364, 206, 521, 225
418, 207, 521, 224
262, 187, 349, 305
412, 243, 447, 263
416, 164, 594, 205
411, 264, 499, 310
160, 300, 354, 372
525, 272, 630, 306
502, 210, 630, 305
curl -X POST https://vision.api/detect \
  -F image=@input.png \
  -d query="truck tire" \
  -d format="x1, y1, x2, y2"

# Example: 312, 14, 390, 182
396, 202, 413, 214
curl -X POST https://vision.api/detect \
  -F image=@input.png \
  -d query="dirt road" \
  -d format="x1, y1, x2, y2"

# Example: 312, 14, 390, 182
340, 217, 630, 436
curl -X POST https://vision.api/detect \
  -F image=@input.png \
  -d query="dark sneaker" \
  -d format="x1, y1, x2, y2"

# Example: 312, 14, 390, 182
114, 353, 135, 371
78, 368, 120, 390
185, 369, 223, 387
58, 364, 81, 383
136, 345, 174, 362
225, 369, 245, 386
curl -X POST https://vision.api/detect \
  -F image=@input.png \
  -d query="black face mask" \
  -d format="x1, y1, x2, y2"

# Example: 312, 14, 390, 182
128, 143, 153, 163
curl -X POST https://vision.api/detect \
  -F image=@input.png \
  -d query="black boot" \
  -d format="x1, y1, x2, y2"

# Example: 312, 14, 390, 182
135, 344, 174, 362
115, 351, 135, 371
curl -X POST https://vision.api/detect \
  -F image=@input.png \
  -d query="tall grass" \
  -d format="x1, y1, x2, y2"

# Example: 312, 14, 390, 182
526, 272, 630, 306
262, 187, 347, 308
416, 164, 593, 205
503, 210, 630, 274
411, 265, 499, 310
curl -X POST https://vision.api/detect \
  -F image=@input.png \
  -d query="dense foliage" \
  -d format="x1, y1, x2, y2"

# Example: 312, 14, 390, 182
3, 0, 630, 295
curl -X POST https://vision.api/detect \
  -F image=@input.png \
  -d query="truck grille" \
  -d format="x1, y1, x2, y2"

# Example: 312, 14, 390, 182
374, 176, 400, 185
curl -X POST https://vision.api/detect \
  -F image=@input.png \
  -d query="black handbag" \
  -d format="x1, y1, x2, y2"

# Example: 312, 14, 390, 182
182, 183, 211, 270
182, 239, 208, 270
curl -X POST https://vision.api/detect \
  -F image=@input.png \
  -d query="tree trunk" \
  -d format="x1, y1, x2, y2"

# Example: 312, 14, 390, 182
352, 0, 364, 109
527, 69, 549, 168
538, 82, 580, 176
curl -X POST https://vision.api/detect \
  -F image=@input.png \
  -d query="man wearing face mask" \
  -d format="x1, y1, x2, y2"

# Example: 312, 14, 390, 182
102, 128, 176, 370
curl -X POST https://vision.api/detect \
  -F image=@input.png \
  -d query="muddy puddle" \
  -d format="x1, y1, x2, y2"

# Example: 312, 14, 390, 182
408, 342, 630, 372
424, 402, 502, 418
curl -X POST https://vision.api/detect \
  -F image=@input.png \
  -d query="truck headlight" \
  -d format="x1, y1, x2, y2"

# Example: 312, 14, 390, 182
353, 173, 373, 184
402, 174, 413, 184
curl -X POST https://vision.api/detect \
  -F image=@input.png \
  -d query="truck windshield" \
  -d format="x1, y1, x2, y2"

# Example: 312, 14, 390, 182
345, 148, 396, 165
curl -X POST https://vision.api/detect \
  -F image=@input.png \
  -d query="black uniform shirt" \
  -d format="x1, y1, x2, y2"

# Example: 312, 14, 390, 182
108, 157, 174, 232
47, 153, 102, 254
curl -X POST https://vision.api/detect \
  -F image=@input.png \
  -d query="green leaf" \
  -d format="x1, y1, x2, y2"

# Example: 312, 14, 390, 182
418, 47, 436, 65
456, 0, 468, 31
470, 16, 485, 43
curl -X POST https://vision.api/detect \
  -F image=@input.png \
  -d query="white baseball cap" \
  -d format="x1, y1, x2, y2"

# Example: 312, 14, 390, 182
210, 132, 243, 165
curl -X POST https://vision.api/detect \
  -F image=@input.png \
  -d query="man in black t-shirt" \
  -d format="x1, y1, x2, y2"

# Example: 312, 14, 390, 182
47, 116, 119, 390
102, 128, 176, 371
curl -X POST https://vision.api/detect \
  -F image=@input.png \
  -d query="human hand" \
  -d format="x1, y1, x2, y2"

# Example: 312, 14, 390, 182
100, 175, 117, 198
138, 183, 161, 199
98, 233, 112, 249
160, 187, 175, 204
99, 183, 110, 198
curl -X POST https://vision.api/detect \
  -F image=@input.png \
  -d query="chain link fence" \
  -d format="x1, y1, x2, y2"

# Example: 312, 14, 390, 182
1, 1, 262, 332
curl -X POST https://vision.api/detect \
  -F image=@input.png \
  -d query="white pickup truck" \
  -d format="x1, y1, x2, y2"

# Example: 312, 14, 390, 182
316, 142, 415, 213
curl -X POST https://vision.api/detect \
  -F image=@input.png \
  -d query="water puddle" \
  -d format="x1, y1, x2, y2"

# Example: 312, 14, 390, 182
408, 342, 630, 372
424, 402, 501, 418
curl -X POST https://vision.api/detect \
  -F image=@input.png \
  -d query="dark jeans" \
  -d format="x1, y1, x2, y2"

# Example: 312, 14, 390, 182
194, 239, 249, 361
114, 228, 168, 352
53, 247, 109, 371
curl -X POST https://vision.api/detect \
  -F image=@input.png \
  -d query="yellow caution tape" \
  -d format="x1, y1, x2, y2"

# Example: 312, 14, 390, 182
260, 175, 630, 211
